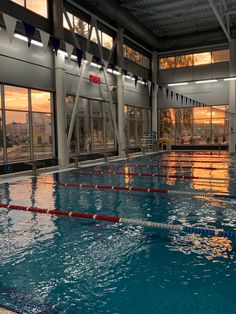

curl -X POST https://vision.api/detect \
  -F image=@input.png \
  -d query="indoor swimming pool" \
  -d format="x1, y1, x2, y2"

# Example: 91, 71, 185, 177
0, 152, 236, 314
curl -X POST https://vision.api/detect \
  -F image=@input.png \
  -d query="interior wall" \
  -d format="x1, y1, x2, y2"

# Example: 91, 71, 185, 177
0, 28, 54, 91
158, 62, 229, 108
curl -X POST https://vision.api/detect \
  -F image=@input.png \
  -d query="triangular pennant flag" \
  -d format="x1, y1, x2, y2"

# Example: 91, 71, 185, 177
23, 22, 35, 47
133, 75, 138, 86
176, 93, 179, 102
163, 87, 166, 99
51, 36, 60, 55
185, 97, 188, 105
166, 89, 169, 99
85, 52, 93, 64
170, 91, 173, 99
39, 30, 50, 53
148, 81, 152, 95
76, 48, 83, 68
65, 43, 74, 62
103, 61, 109, 69
3, 14, 17, 42
181, 95, 183, 104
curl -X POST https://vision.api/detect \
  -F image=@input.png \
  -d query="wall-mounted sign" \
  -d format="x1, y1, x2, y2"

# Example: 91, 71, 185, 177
89, 75, 101, 84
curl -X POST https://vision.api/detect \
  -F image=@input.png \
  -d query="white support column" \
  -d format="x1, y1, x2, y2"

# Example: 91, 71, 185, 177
53, 0, 69, 167
117, 28, 125, 156
55, 52, 69, 167
152, 51, 158, 136
229, 39, 236, 153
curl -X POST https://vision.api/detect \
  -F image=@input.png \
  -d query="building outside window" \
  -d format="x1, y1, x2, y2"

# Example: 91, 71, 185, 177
160, 105, 228, 145
159, 49, 229, 69
123, 45, 150, 69
63, 12, 113, 50
0, 85, 53, 163
124, 105, 152, 147
11, 0, 48, 18
66, 97, 116, 154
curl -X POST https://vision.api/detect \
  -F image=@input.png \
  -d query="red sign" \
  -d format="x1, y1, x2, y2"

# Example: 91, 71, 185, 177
89, 75, 101, 84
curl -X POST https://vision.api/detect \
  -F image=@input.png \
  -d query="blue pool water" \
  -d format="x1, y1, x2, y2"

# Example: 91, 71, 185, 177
0, 152, 236, 314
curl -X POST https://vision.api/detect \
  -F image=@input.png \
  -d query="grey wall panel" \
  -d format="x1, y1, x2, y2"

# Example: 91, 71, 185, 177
0, 55, 54, 90
124, 79, 150, 107
158, 62, 229, 84
158, 81, 229, 109
0, 29, 54, 90
65, 61, 117, 101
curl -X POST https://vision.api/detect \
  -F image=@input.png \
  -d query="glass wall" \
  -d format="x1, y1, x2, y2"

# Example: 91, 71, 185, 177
124, 105, 152, 147
66, 97, 116, 154
160, 105, 228, 145
63, 12, 113, 50
123, 44, 150, 69
159, 49, 229, 69
11, 0, 48, 18
0, 84, 53, 164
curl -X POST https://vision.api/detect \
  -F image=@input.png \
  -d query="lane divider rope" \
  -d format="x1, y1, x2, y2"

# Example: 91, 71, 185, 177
91, 171, 229, 181
0, 203, 235, 239
57, 182, 236, 199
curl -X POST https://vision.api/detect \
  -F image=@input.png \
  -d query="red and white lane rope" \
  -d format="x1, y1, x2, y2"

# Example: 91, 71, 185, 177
91, 171, 229, 181
0, 203, 235, 238
57, 182, 235, 199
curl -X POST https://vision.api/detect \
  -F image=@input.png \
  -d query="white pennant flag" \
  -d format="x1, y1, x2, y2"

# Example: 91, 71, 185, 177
156, 84, 159, 96
147, 81, 152, 95
103, 60, 109, 69
85, 52, 93, 65
39, 30, 50, 53
65, 43, 74, 62
3, 14, 17, 42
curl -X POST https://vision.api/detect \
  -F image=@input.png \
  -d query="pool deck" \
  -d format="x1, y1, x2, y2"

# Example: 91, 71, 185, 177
0, 152, 158, 185
0, 308, 17, 314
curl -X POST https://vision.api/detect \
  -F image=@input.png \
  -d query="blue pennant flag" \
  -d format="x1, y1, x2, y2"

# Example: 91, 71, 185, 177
133, 75, 138, 86
166, 89, 169, 98
76, 48, 83, 67
51, 36, 60, 55
176, 93, 179, 101
23, 22, 35, 47
181, 95, 183, 104
170, 91, 173, 99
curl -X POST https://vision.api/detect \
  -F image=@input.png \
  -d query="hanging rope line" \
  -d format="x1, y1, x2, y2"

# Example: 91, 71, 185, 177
89, 171, 229, 181
57, 182, 236, 199
1, 203, 236, 239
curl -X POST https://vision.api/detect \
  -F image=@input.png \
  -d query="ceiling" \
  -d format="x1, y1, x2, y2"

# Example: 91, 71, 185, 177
69, 0, 236, 51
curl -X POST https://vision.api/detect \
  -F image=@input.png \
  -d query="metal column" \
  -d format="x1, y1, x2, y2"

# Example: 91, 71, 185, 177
229, 39, 236, 153
117, 28, 125, 156
152, 51, 158, 136
53, 0, 69, 167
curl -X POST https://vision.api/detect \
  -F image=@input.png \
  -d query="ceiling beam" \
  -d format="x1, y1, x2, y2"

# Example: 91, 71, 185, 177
208, 0, 231, 42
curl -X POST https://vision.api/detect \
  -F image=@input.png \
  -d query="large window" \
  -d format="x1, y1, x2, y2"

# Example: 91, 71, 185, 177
0, 85, 53, 163
63, 12, 113, 50
11, 0, 48, 18
66, 97, 116, 154
124, 105, 151, 147
123, 45, 150, 69
159, 49, 229, 69
160, 105, 228, 145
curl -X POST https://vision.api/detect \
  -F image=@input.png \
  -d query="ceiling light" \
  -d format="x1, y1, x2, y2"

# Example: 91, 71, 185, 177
168, 82, 189, 86
224, 77, 236, 81
91, 62, 102, 69
195, 79, 218, 84
14, 33, 43, 47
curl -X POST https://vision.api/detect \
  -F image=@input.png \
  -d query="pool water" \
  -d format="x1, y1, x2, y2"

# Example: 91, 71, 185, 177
0, 152, 236, 314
